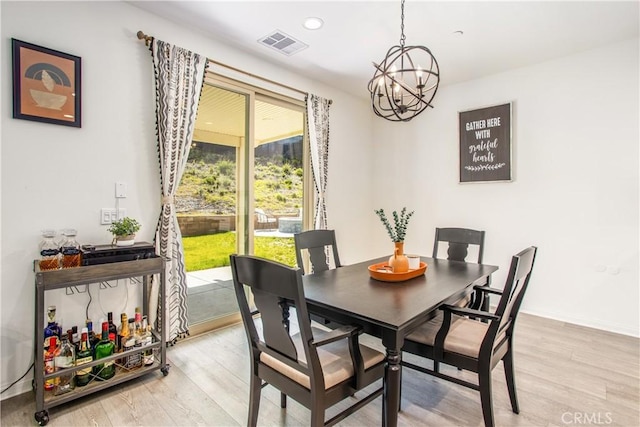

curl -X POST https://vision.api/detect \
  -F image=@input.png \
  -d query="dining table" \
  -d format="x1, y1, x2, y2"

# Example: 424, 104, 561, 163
301, 255, 499, 427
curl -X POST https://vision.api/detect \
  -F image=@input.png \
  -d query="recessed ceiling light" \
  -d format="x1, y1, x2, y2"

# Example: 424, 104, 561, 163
303, 17, 324, 30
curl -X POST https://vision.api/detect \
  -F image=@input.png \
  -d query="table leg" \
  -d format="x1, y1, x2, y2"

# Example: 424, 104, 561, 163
382, 347, 401, 427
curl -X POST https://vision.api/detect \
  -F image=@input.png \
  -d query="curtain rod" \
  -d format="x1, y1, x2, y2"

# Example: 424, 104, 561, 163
137, 31, 332, 104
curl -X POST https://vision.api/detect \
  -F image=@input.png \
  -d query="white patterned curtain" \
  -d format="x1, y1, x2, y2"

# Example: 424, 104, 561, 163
306, 94, 331, 230
148, 39, 207, 344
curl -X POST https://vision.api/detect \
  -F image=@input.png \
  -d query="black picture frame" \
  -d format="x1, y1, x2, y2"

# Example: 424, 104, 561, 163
459, 102, 512, 183
12, 39, 81, 128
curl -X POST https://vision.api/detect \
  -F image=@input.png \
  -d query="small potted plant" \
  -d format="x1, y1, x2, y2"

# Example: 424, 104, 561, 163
108, 217, 141, 246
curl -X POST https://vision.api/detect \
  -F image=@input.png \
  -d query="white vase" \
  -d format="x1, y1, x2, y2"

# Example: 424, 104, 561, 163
114, 234, 135, 247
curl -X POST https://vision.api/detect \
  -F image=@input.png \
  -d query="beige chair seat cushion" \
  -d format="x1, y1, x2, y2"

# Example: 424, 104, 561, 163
260, 327, 385, 390
405, 311, 489, 358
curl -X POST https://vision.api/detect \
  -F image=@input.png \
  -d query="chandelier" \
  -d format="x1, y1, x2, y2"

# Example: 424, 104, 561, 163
367, 0, 440, 122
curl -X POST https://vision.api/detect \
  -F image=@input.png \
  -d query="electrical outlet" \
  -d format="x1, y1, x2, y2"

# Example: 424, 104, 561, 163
116, 182, 127, 198
101, 208, 127, 225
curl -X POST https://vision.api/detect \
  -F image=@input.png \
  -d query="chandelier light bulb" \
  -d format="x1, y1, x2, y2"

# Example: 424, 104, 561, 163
393, 83, 401, 103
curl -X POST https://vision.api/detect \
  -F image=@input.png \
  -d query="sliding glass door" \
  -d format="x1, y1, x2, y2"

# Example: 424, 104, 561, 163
177, 83, 249, 335
176, 77, 306, 335
253, 96, 304, 266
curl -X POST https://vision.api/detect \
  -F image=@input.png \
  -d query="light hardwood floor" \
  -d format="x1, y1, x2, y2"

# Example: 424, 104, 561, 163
2, 312, 638, 426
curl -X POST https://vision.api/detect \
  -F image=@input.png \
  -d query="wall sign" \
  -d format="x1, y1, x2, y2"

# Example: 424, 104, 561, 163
459, 102, 511, 183
12, 39, 81, 128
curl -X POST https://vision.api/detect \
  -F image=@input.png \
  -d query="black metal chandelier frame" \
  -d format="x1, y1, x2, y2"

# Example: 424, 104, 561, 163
367, 0, 440, 122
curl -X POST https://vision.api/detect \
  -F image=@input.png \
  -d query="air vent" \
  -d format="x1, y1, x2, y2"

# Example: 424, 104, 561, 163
258, 30, 308, 56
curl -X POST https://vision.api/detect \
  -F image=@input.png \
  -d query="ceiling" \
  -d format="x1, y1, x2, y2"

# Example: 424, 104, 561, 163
193, 85, 304, 146
130, 1, 639, 100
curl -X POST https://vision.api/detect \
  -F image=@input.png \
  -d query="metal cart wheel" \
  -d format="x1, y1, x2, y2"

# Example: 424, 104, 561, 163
34, 410, 49, 426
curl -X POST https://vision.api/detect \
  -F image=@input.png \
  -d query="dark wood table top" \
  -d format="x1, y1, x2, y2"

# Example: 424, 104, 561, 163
303, 256, 499, 333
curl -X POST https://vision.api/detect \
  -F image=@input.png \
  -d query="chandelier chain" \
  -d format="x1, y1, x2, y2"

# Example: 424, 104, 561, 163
399, 0, 406, 47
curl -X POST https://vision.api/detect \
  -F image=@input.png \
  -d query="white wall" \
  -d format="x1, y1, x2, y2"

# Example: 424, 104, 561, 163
0, 1, 375, 398
372, 38, 640, 337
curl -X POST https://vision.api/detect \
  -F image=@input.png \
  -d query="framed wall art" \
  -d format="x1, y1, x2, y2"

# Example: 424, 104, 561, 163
459, 102, 512, 183
12, 39, 81, 128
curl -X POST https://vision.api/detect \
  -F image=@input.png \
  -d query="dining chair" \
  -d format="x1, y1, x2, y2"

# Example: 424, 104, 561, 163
433, 227, 486, 309
401, 246, 537, 427
230, 254, 385, 427
294, 229, 343, 327
294, 229, 342, 274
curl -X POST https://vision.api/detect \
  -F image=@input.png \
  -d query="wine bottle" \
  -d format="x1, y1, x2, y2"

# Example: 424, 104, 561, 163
44, 336, 58, 391
54, 330, 75, 395
117, 312, 130, 366
93, 322, 116, 380
117, 313, 129, 353
75, 330, 92, 387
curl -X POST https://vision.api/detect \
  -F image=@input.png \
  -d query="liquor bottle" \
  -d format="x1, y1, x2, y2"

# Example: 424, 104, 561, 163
134, 307, 142, 332
107, 312, 117, 337
86, 319, 98, 349
60, 229, 82, 268
54, 330, 75, 395
93, 322, 116, 380
141, 316, 154, 366
71, 325, 79, 348
75, 330, 93, 387
43, 305, 62, 350
124, 318, 142, 369
38, 229, 60, 270
133, 310, 144, 365
44, 336, 58, 391
133, 307, 143, 348
129, 317, 137, 340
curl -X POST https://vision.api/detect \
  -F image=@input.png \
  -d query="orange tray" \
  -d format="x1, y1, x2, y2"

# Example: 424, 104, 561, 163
368, 261, 427, 282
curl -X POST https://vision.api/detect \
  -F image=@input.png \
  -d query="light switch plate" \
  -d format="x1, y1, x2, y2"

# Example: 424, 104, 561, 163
101, 208, 126, 224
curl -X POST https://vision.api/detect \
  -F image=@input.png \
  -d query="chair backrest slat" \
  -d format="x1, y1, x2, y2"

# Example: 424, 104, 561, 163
294, 229, 341, 274
253, 289, 297, 359
230, 255, 314, 364
483, 246, 537, 353
433, 227, 485, 264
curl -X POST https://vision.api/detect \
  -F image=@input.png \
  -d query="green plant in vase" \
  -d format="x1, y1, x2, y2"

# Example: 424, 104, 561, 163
374, 207, 414, 242
374, 207, 414, 273
108, 217, 141, 246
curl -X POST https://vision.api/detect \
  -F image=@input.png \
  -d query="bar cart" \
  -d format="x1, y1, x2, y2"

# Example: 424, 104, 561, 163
33, 256, 169, 426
